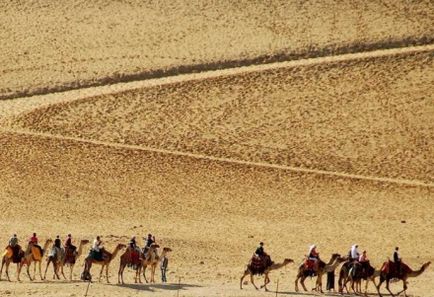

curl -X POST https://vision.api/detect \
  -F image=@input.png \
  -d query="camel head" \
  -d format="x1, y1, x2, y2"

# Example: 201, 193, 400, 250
150, 243, 160, 249
283, 258, 294, 265
337, 255, 348, 263
162, 247, 172, 253
81, 239, 90, 245
332, 253, 340, 258
117, 243, 127, 250
45, 238, 53, 244
422, 262, 431, 271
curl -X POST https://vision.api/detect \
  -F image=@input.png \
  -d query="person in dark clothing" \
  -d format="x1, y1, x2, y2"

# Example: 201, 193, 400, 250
326, 271, 335, 292
160, 255, 169, 282
143, 234, 155, 255
146, 234, 155, 247
393, 247, 401, 275
255, 242, 264, 257
54, 236, 62, 249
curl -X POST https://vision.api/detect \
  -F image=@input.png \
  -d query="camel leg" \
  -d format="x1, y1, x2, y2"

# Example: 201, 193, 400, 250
396, 279, 408, 297
5, 261, 11, 282
300, 275, 308, 292
260, 273, 270, 291
118, 263, 124, 284
43, 258, 51, 280
240, 270, 249, 289
98, 264, 104, 282
38, 261, 43, 280
250, 273, 259, 290
105, 264, 110, 283
70, 264, 74, 281
316, 273, 324, 293
294, 275, 300, 292
385, 279, 395, 297
26, 263, 33, 281
0, 258, 4, 281
60, 264, 67, 279
54, 262, 60, 280
143, 265, 149, 283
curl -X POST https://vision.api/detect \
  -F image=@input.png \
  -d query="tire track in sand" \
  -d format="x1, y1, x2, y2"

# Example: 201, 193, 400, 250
1, 43, 433, 120
2, 128, 432, 188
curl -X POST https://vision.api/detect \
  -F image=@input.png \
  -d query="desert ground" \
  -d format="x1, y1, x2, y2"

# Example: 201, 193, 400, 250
0, 1, 433, 296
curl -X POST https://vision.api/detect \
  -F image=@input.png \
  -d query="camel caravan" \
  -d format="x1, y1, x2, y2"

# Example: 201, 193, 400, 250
241, 242, 431, 297
0, 233, 172, 285
0, 233, 431, 296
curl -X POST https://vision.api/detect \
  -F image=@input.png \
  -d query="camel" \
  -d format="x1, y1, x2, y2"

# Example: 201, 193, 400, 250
0, 245, 24, 281
338, 260, 377, 295
376, 261, 431, 297
118, 246, 143, 284
58, 239, 90, 280
139, 244, 170, 283
18, 239, 53, 281
294, 253, 343, 293
118, 244, 172, 284
82, 243, 126, 283
240, 257, 293, 291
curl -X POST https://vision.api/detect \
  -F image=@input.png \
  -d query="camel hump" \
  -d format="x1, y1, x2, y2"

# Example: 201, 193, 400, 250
31, 246, 42, 261
2, 247, 13, 258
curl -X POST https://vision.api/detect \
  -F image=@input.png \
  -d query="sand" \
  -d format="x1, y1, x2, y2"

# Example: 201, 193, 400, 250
0, 1, 433, 296
1, 0, 434, 99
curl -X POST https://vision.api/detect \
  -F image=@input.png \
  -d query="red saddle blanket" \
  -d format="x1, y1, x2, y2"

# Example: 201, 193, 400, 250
381, 261, 412, 276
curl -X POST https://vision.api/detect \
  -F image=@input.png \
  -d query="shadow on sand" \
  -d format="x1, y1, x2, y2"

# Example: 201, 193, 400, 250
109, 282, 202, 292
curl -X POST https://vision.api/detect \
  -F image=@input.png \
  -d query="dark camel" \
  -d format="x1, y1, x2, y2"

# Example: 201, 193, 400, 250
376, 261, 431, 297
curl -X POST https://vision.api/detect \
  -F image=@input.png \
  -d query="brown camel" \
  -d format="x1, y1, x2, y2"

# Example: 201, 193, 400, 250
18, 239, 53, 281
139, 244, 165, 283
376, 261, 431, 297
0, 245, 25, 281
240, 257, 293, 291
339, 260, 377, 295
294, 253, 342, 293
82, 243, 126, 283
118, 246, 143, 284
58, 239, 90, 280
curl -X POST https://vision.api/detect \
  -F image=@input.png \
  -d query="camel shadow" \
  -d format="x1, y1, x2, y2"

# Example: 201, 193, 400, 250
273, 291, 395, 297
110, 282, 201, 292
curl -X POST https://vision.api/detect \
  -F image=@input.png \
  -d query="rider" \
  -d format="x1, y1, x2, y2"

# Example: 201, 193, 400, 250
350, 244, 360, 262
307, 244, 320, 271
8, 234, 21, 262
393, 247, 401, 275
92, 236, 104, 260
359, 250, 369, 263
28, 232, 43, 255
255, 242, 265, 257
64, 234, 76, 253
9, 234, 18, 247
143, 234, 155, 254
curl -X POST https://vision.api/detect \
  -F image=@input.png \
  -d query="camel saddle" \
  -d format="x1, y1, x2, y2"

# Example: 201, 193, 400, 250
64, 246, 77, 264
127, 249, 141, 268
9, 245, 24, 264
381, 260, 412, 277
248, 254, 273, 275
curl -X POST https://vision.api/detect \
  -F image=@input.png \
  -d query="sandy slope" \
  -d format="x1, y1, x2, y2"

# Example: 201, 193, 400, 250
0, 131, 433, 297
1, 0, 434, 99
7, 48, 433, 182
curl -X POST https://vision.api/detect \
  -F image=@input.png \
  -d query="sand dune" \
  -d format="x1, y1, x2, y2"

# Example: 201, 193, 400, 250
0, 130, 432, 296
8, 48, 433, 182
1, 0, 434, 99
1, 1, 433, 296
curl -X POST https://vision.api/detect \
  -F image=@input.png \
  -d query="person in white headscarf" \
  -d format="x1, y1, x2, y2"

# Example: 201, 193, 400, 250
350, 244, 360, 261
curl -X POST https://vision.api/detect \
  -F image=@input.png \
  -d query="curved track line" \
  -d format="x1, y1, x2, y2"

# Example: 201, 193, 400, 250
2, 128, 432, 188
1, 43, 433, 120
0, 44, 434, 101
